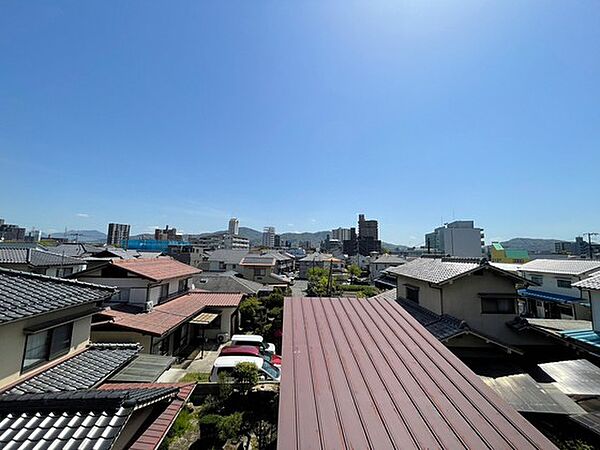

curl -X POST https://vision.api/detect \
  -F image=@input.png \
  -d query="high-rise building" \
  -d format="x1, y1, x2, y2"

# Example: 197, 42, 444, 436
331, 227, 352, 242
0, 219, 26, 242
155, 225, 181, 241
262, 227, 276, 248
274, 234, 281, 248
424, 220, 484, 257
343, 227, 358, 256
107, 223, 131, 246
357, 214, 381, 256
228, 218, 239, 236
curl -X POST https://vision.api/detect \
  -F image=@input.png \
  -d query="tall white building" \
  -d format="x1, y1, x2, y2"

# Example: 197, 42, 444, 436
424, 220, 484, 258
228, 218, 239, 236
262, 226, 276, 248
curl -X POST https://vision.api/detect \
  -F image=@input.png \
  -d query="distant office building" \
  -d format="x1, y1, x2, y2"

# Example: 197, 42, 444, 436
24, 229, 41, 243
189, 233, 249, 251
155, 225, 181, 241
0, 219, 26, 242
331, 227, 352, 242
107, 223, 131, 246
555, 236, 600, 258
425, 220, 484, 258
262, 227, 276, 248
357, 214, 382, 256
343, 228, 358, 256
274, 234, 281, 248
228, 218, 239, 236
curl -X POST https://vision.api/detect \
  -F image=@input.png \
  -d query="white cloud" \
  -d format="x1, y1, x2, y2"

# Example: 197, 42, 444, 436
76, 213, 89, 218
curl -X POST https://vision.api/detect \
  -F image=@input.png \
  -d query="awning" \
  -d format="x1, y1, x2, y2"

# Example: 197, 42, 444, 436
108, 354, 176, 383
518, 288, 589, 306
539, 359, 600, 395
190, 312, 219, 326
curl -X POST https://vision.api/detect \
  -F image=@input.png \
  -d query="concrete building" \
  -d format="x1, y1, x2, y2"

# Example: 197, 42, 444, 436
106, 222, 131, 246
228, 217, 239, 236
0, 219, 25, 242
24, 229, 41, 242
189, 233, 250, 251
262, 226, 276, 248
490, 242, 530, 264
154, 225, 181, 241
425, 220, 484, 257
331, 227, 352, 242
357, 214, 382, 256
555, 236, 600, 258
369, 253, 407, 281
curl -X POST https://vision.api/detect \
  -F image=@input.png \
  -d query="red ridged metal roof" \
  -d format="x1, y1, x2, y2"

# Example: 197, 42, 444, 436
112, 257, 201, 281
277, 296, 556, 450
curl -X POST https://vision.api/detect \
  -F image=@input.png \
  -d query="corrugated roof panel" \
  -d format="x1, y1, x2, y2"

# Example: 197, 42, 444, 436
278, 296, 556, 450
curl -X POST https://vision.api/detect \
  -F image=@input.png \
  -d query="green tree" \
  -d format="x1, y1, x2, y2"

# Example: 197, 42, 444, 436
347, 264, 361, 284
233, 362, 259, 396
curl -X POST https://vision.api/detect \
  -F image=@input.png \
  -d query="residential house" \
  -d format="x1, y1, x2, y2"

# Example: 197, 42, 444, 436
298, 253, 344, 279
490, 242, 530, 263
260, 250, 295, 273
206, 249, 249, 272
92, 291, 243, 355
0, 247, 86, 277
194, 271, 274, 296
387, 256, 537, 346
0, 268, 116, 389
517, 259, 600, 320
69, 257, 200, 306
368, 253, 407, 281
238, 255, 291, 286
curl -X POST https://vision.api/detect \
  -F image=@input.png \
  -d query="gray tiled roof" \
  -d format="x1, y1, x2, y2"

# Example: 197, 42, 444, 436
0, 387, 178, 450
371, 254, 407, 264
207, 249, 249, 264
573, 273, 600, 290
0, 268, 116, 324
194, 272, 272, 294
520, 259, 600, 276
240, 255, 276, 266
0, 248, 83, 267
298, 252, 340, 262
387, 257, 483, 284
5, 343, 141, 395
369, 289, 466, 340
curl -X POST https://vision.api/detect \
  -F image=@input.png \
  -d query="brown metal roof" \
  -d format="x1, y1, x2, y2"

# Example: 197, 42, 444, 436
278, 296, 555, 450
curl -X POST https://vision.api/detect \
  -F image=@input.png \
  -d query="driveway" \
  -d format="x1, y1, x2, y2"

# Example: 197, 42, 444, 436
291, 280, 308, 297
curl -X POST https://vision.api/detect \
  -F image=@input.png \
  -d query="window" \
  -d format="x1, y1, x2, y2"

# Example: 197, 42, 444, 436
531, 275, 543, 285
481, 297, 515, 314
160, 284, 169, 300
405, 285, 419, 303
254, 268, 266, 277
557, 279, 571, 289
61, 267, 73, 276
22, 323, 73, 371
178, 278, 189, 293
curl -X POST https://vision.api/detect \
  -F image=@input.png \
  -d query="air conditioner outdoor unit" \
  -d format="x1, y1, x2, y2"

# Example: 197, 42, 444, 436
144, 301, 154, 312
217, 332, 229, 344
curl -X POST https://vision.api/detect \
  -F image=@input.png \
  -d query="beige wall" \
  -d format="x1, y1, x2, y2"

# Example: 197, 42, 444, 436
396, 269, 528, 345
0, 305, 94, 390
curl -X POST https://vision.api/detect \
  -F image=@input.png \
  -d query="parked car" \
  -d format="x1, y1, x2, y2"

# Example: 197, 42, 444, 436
231, 334, 276, 354
220, 345, 282, 367
209, 355, 281, 382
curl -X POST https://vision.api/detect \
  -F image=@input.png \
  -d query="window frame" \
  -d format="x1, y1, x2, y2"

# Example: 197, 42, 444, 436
22, 323, 73, 372
481, 297, 516, 314
556, 278, 572, 289
405, 284, 419, 303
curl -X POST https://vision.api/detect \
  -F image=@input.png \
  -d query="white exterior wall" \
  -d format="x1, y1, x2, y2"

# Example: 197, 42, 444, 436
440, 228, 483, 257
588, 291, 600, 331
521, 271, 583, 298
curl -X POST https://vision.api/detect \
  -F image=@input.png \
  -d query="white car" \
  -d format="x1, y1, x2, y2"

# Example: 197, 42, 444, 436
231, 334, 276, 354
209, 355, 281, 383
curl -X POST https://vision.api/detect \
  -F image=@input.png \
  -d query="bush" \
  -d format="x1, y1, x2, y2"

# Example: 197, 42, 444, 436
198, 414, 223, 446
180, 372, 210, 382
233, 362, 259, 395
217, 412, 243, 442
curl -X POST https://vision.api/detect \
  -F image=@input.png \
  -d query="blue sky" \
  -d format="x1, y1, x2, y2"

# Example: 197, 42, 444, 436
1, 1, 599, 246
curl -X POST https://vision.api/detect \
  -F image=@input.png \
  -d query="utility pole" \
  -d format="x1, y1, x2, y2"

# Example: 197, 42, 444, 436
584, 232, 599, 260
326, 259, 334, 297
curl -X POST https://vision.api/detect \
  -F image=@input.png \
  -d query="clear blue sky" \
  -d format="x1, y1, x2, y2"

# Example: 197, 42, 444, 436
1, 1, 599, 245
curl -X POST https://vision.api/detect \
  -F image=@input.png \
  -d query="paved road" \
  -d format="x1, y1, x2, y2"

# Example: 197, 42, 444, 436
291, 280, 308, 297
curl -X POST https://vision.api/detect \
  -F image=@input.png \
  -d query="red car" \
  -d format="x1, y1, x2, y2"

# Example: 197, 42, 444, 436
220, 345, 282, 367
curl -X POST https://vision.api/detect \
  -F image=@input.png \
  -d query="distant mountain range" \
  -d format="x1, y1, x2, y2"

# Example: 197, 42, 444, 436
46, 228, 567, 254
